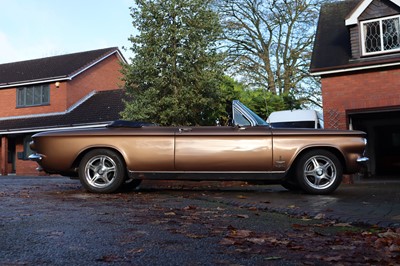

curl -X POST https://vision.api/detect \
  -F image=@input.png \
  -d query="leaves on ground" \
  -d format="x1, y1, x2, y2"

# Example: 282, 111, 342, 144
155, 203, 400, 265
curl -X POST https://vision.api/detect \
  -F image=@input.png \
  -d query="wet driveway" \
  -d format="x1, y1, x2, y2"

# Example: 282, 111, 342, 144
0, 176, 399, 265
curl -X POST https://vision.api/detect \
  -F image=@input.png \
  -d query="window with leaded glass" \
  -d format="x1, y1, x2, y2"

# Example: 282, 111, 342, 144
361, 15, 400, 55
17, 84, 50, 107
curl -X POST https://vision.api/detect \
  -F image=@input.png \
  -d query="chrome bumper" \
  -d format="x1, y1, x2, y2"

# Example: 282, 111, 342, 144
28, 153, 43, 162
357, 157, 369, 163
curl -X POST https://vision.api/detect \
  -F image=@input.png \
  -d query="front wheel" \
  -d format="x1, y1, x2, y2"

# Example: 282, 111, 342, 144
79, 149, 126, 193
295, 150, 342, 195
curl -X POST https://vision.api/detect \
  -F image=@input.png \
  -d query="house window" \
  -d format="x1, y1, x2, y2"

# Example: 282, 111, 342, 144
361, 15, 400, 55
17, 84, 50, 107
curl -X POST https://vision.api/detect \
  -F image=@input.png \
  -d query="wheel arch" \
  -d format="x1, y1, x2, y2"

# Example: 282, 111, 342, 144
287, 146, 346, 177
72, 146, 129, 176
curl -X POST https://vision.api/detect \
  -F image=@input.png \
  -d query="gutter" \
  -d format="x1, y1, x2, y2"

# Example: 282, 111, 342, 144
0, 123, 110, 135
310, 60, 400, 76
0, 76, 70, 89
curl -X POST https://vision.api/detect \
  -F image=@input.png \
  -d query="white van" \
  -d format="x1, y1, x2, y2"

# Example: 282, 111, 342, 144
267, 110, 323, 129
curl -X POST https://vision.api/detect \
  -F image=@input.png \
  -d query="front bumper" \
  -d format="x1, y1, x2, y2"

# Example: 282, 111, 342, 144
28, 153, 44, 171
28, 153, 43, 162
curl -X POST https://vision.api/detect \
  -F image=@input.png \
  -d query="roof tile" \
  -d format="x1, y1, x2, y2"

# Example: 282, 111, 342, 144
0, 47, 119, 86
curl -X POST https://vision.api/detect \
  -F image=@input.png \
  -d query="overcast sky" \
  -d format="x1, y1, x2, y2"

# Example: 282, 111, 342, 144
0, 0, 136, 64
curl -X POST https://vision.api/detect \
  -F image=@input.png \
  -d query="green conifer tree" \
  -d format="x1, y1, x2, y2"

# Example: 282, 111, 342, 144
121, 0, 224, 126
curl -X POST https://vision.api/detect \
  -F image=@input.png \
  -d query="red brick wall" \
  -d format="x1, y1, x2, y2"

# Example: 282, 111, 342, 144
66, 54, 124, 108
0, 82, 68, 117
15, 139, 37, 176
322, 67, 400, 129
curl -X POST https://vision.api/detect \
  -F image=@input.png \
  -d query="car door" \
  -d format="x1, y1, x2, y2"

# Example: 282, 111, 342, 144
174, 126, 273, 171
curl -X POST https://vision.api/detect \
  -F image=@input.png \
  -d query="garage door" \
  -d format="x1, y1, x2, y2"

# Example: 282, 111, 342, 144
350, 109, 400, 177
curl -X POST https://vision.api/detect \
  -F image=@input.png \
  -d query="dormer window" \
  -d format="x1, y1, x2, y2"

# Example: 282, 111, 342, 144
361, 15, 400, 56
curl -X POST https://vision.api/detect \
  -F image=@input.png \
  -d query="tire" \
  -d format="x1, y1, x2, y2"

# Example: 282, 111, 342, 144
79, 149, 126, 193
295, 149, 342, 195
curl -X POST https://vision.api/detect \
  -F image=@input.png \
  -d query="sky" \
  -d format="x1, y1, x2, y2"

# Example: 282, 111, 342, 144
0, 0, 136, 64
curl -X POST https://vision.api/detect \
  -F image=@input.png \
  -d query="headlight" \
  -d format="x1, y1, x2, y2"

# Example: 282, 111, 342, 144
29, 140, 36, 151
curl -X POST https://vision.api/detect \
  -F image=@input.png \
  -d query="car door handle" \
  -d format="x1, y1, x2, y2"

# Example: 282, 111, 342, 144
179, 128, 192, 133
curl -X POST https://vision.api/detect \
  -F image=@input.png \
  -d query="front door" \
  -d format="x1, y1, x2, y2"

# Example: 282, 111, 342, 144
175, 126, 273, 171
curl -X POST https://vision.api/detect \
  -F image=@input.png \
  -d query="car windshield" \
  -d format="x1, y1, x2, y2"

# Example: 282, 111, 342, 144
233, 100, 269, 127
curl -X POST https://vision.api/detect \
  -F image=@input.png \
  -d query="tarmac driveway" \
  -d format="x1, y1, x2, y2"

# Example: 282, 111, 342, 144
177, 179, 400, 228
0, 175, 399, 265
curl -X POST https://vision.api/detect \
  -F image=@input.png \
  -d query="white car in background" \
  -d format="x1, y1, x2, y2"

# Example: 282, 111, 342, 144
267, 110, 323, 129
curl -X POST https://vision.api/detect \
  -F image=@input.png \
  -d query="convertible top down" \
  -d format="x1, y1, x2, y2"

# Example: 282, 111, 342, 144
29, 101, 368, 194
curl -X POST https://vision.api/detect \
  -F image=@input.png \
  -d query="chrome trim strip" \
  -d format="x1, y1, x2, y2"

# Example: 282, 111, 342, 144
357, 157, 369, 163
28, 153, 43, 162
129, 170, 286, 174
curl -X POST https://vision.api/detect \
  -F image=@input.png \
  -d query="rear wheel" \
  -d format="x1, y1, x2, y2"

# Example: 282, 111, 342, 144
79, 149, 126, 193
295, 150, 342, 195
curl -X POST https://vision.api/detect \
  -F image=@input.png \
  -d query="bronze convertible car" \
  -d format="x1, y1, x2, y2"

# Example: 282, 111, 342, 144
29, 101, 368, 194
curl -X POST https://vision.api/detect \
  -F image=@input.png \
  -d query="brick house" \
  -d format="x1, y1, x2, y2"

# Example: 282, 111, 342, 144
0, 47, 127, 175
310, 0, 400, 177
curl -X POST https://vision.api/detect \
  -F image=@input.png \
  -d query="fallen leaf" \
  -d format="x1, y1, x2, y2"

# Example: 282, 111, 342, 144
292, 224, 306, 229
220, 238, 236, 245
164, 212, 176, 216
265, 256, 282, 261
127, 248, 144, 254
324, 255, 342, 262
247, 238, 265, 245
231, 229, 252, 238
314, 213, 325, 219
389, 244, 400, 252
378, 229, 400, 239
333, 222, 352, 227
330, 245, 356, 250
49, 231, 64, 236
186, 233, 206, 239
183, 205, 197, 211
235, 248, 251, 253
237, 214, 249, 219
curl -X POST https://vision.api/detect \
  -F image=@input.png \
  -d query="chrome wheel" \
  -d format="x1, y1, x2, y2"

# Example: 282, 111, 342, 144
79, 149, 126, 193
295, 150, 342, 195
303, 155, 336, 190
85, 155, 117, 189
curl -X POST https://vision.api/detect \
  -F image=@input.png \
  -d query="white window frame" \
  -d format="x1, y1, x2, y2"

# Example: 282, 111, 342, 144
361, 14, 400, 56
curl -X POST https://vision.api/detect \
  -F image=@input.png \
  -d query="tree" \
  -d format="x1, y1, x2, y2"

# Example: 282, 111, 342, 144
121, 0, 225, 126
219, 76, 301, 122
216, 0, 323, 107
